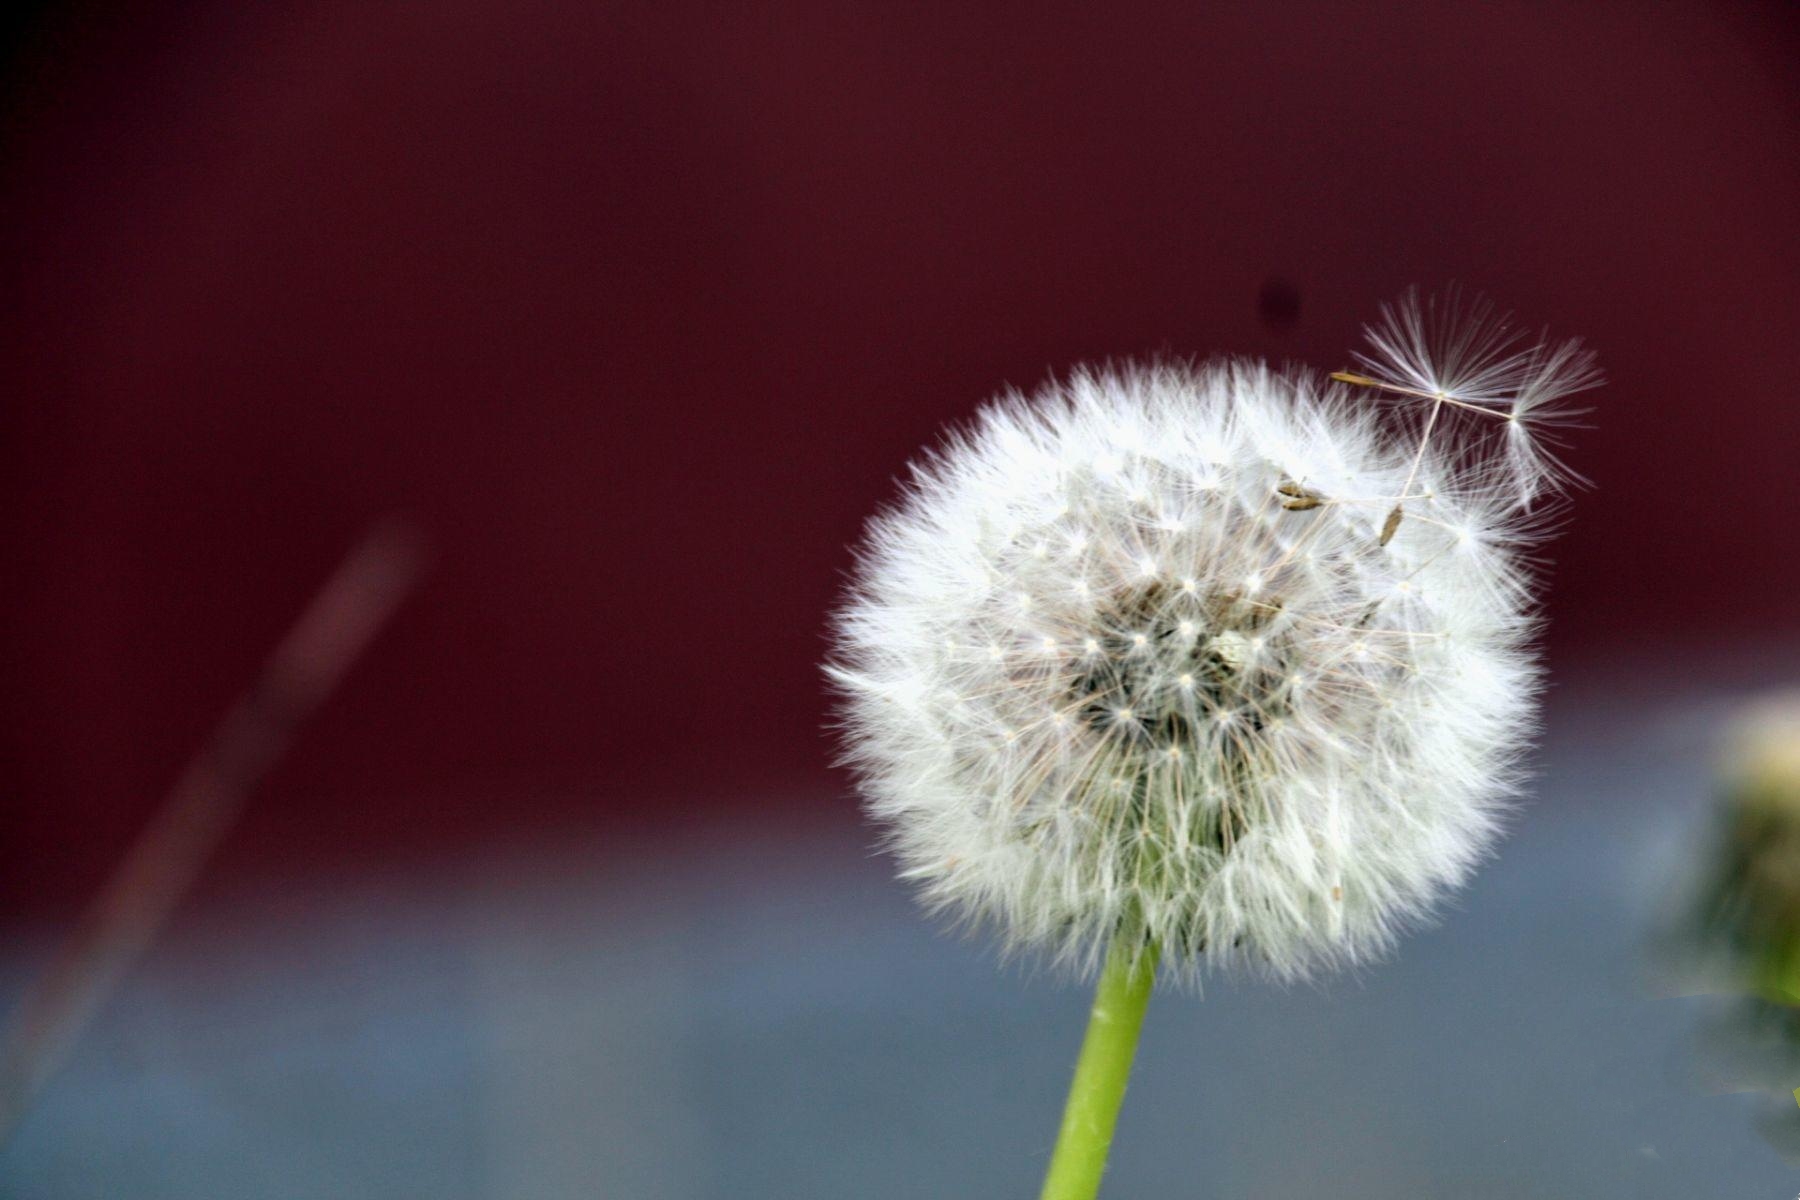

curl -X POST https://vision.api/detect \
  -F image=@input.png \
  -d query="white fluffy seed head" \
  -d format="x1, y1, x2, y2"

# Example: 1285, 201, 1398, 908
828, 296, 1593, 985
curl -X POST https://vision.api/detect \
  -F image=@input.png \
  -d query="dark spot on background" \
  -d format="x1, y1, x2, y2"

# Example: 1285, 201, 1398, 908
1256, 277, 1302, 332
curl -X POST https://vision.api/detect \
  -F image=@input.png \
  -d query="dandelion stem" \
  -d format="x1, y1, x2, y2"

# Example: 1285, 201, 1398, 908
1038, 936, 1159, 1200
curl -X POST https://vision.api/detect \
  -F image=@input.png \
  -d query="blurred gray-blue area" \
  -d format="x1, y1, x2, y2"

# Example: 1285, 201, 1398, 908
4, 672, 1799, 1198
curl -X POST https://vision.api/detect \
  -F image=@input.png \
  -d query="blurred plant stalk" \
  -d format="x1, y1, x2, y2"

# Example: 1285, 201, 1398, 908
0, 521, 424, 1142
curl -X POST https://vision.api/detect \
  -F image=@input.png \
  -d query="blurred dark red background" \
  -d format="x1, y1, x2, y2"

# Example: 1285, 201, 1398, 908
4, 2, 1798, 918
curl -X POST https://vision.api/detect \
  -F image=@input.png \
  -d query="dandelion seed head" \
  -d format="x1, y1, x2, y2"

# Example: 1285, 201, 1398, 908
829, 301, 1589, 985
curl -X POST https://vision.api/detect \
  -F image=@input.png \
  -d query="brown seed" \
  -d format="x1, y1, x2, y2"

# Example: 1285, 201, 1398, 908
1379, 505, 1403, 546
1276, 480, 1324, 511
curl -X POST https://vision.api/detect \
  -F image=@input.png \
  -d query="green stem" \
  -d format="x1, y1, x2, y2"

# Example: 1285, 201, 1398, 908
1754, 936, 1800, 1006
1038, 937, 1159, 1200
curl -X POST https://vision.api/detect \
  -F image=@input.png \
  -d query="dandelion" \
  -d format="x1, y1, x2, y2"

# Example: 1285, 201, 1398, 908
827, 294, 1593, 1199
1671, 691, 1800, 1007
1670, 692, 1800, 1164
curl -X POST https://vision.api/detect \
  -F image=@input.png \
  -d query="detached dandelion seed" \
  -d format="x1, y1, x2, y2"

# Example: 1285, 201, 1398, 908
827, 293, 1595, 1200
